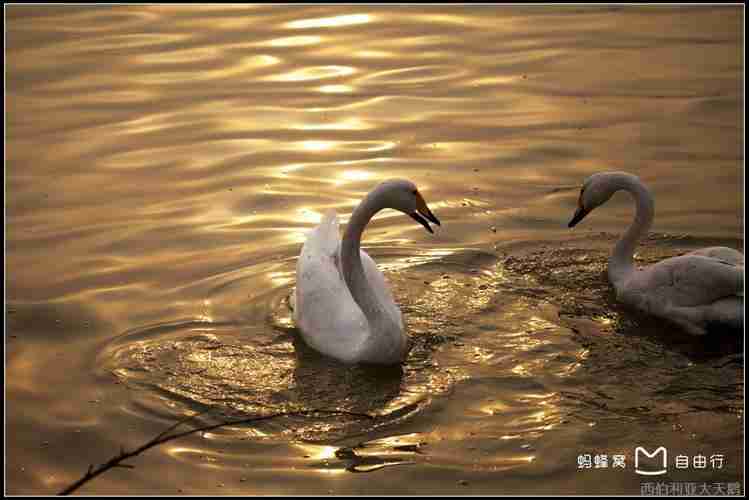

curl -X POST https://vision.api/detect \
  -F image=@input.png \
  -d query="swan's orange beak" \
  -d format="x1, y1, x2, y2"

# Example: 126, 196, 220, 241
410, 191, 440, 233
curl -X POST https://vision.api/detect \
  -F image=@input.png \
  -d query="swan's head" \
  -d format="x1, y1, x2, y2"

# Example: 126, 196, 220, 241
568, 172, 623, 227
377, 179, 441, 233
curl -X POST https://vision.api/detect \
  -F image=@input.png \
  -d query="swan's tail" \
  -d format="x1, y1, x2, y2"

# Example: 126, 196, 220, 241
306, 209, 340, 257
698, 296, 744, 333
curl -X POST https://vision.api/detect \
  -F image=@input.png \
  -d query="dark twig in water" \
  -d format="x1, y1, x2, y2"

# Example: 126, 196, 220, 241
57, 408, 374, 495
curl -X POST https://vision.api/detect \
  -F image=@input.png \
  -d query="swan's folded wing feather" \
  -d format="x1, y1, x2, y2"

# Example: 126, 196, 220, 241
656, 254, 744, 307
686, 246, 744, 267
295, 210, 369, 362
360, 249, 403, 329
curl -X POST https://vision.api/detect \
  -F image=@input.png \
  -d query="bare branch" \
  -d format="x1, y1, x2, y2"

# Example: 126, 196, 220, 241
57, 408, 374, 495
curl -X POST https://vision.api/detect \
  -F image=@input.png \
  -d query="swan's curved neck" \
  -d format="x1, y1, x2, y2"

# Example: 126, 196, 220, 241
341, 188, 386, 321
608, 174, 655, 285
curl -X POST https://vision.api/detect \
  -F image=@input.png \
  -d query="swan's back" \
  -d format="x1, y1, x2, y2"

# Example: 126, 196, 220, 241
625, 253, 742, 307
620, 251, 744, 335
294, 210, 369, 362
687, 246, 744, 268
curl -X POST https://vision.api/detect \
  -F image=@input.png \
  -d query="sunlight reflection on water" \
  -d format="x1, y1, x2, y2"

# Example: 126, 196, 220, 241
5, 4, 743, 496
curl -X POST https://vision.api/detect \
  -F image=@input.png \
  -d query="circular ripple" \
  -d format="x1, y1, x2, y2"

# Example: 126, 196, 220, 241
97, 250, 504, 441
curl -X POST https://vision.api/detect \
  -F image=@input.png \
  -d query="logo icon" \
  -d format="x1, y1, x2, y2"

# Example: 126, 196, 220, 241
635, 447, 668, 475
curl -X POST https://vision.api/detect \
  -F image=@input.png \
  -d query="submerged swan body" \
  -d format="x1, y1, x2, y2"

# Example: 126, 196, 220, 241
294, 179, 440, 364
568, 171, 744, 335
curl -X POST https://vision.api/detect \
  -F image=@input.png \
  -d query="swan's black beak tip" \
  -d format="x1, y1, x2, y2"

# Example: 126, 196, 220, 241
412, 192, 440, 233
568, 206, 590, 228
423, 208, 440, 227
410, 212, 435, 234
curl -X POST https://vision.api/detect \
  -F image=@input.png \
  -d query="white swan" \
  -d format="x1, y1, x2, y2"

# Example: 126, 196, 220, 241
293, 179, 440, 364
568, 171, 744, 335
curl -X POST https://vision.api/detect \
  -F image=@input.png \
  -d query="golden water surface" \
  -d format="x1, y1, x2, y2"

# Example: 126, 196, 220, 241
6, 5, 744, 495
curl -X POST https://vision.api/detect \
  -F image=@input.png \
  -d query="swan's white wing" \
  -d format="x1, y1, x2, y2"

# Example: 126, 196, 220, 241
294, 210, 369, 362
632, 254, 743, 308
359, 249, 404, 330
686, 246, 744, 266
